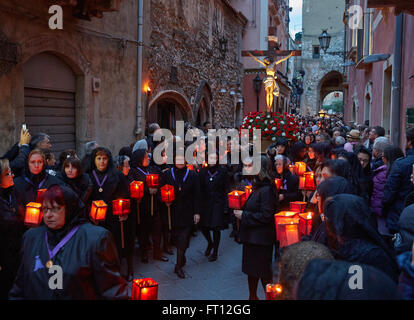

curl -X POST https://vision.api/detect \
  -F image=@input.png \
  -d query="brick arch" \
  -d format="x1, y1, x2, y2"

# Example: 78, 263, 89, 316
148, 90, 193, 122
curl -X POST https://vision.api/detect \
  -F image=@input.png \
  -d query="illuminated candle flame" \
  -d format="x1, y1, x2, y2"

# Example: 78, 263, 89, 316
307, 212, 312, 219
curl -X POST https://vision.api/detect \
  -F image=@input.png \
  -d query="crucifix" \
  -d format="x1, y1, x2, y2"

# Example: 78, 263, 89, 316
242, 37, 301, 112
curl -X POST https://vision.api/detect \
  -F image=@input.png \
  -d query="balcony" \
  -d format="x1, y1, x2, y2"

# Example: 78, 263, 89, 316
367, 0, 414, 15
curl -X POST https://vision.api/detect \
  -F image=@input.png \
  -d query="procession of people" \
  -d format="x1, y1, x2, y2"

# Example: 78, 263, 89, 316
1, 114, 414, 300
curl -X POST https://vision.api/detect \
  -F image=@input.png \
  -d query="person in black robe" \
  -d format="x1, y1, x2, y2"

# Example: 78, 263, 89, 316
295, 259, 400, 300
88, 147, 132, 280
14, 149, 64, 218
0, 159, 24, 299
274, 155, 300, 210
57, 156, 92, 205
129, 148, 168, 263
198, 150, 229, 262
324, 194, 400, 282
234, 155, 278, 300
161, 150, 201, 278
9, 184, 128, 299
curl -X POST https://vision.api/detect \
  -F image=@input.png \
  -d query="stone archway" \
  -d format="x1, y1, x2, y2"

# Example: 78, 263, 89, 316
317, 71, 343, 111
193, 80, 213, 128
148, 90, 192, 132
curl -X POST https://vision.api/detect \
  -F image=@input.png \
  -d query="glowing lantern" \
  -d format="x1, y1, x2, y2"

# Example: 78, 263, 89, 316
228, 191, 246, 209
36, 188, 47, 204
274, 211, 298, 241
299, 176, 306, 189
290, 201, 307, 213
112, 199, 130, 249
132, 278, 158, 300
146, 174, 159, 188
186, 164, 194, 171
24, 202, 42, 227
244, 185, 252, 199
278, 218, 300, 247
294, 162, 307, 176
274, 178, 282, 191
90, 200, 108, 223
299, 212, 313, 236
289, 164, 295, 175
161, 185, 175, 230
303, 172, 316, 190
130, 181, 144, 200
266, 284, 283, 300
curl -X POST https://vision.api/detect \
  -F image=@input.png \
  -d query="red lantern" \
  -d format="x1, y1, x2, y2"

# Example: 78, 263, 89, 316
130, 181, 144, 200
274, 178, 282, 191
132, 278, 158, 300
24, 202, 42, 227
299, 176, 305, 189
266, 283, 283, 300
160, 185, 175, 203
294, 162, 307, 176
36, 188, 47, 204
274, 211, 298, 241
299, 212, 313, 236
303, 172, 316, 190
90, 200, 108, 223
112, 199, 131, 216
278, 218, 300, 247
186, 164, 194, 171
244, 185, 252, 199
290, 201, 307, 213
228, 190, 246, 209
288, 164, 295, 175
146, 174, 159, 188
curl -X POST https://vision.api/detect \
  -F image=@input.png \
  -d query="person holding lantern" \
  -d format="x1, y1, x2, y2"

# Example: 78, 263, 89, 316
234, 155, 278, 300
199, 149, 230, 262
58, 156, 93, 205
14, 149, 64, 218
88, 147, 132, 279
161, 148, 201, 278
0, 159, 25, 299
274, 155, 300, 211
9, 184, 128, 299
129, 148, 168, 263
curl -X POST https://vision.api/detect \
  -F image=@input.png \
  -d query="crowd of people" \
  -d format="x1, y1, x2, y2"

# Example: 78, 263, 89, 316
1, 116, 414, 300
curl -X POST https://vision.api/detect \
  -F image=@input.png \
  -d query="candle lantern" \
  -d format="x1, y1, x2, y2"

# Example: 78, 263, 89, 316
290, 201, 307, 213
244, 185, 252, 199
90, 200, 108, 223
132, 278, 158, 300
294, 162, 307, 176
274, 211, 298, 241
299, 176, 305, 190
303, 172, 316, 190
278, 218, 300, 247
146, 174, 159, 188
161, 185, 175, 231
266, 283, 283, 300
288, 164, 295, 175
274, 178, 282, 191
36, 188, 47, 204
299, 212, 313, 236
24, 202, 42, 227
228, 190, 246, 209
186, 164, 194, 171
112, 199, 130, 249
130, 181, 144, 200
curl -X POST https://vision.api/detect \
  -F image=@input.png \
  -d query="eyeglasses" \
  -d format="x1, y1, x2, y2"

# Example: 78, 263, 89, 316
43, 206, 63, 214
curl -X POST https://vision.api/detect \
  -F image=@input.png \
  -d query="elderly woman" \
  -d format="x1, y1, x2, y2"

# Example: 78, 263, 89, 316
234, 155, 278, 300
9, 185, 128, 299
0, 159, 24, 299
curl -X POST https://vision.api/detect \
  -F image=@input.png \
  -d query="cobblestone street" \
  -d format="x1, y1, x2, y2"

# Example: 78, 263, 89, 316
124, 229, 279, 300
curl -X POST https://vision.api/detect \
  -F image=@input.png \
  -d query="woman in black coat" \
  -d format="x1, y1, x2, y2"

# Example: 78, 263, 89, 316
129, 149, 168, 263
58, 156, 93, 205
274, 155, 300, 210
14, 149, 64, 218
161, 151, 201, 278
88, 147, 131, 277
324, 194, 400, 282
9, 184, 128, 299
198, 151, 229, 262
0, 159, 24, 299
234, 155, 278, 300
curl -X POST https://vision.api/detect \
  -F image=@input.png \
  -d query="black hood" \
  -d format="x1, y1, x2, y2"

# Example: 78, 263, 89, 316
130, 148, 147, 168
90, 147, 114, 172
317, 176, 355, 200
295, 259, 400, 300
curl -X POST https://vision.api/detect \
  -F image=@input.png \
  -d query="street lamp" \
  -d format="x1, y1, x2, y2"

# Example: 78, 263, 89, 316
253, 74, 262, 112
318, 109, 327, 118
319, 30, 331, 53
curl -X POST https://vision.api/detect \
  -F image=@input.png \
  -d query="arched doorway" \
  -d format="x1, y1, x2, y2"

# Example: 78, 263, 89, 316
318, 71, 343, 111
148, 90, 192, 132
234, 102, 243, 128
196, 97, 209, 128
23, 52, 76, 156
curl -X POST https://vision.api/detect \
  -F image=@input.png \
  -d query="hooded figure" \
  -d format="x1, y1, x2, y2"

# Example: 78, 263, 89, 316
395, 204, 414, 255
9, 185, 128, 300
324, 194, 399, 282
295, 259, 400, 300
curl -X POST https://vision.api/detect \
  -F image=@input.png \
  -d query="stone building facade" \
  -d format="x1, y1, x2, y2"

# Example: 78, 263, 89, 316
0, 0, 139, 156
300, 0, 345, 115
142, 0, 247, 131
